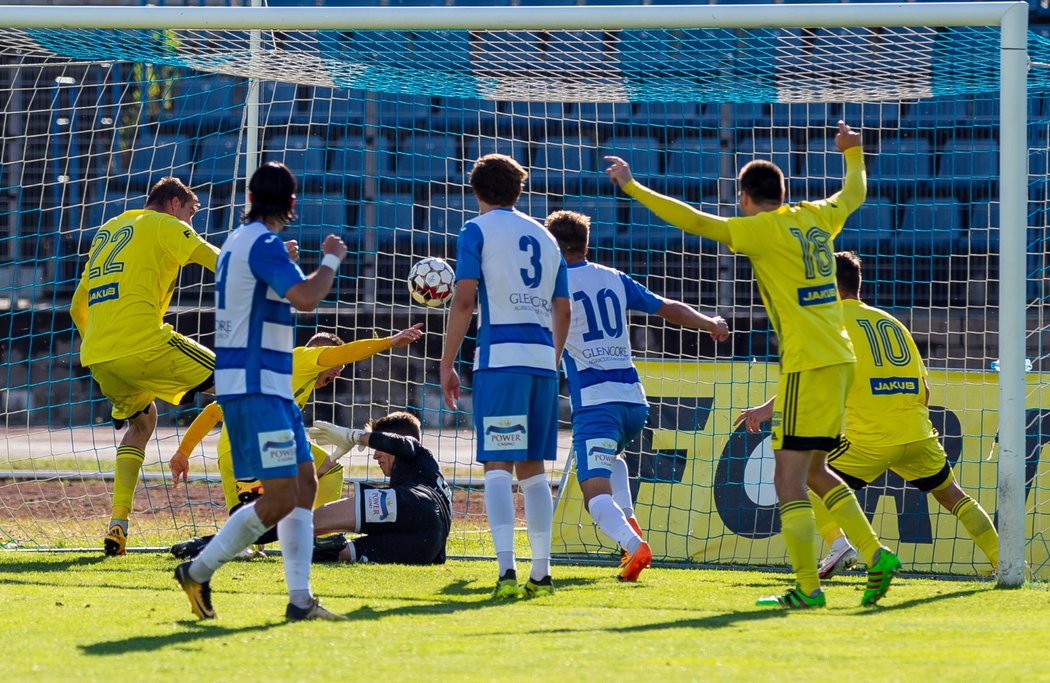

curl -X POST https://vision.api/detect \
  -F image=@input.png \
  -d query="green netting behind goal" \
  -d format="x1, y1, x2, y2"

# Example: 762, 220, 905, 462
0, 20, 1046, 579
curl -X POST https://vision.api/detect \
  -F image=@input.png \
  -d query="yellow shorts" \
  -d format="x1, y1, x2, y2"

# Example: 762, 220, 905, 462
90, 333, 214, 420
771, 362, 854, 452
218, 439, 330, 512
827, 434, 954, 492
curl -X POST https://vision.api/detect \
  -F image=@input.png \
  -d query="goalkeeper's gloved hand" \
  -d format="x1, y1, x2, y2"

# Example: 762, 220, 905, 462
307, 420, 367, 458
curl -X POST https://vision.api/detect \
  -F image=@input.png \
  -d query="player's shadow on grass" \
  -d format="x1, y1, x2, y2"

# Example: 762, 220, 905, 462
851, 585, 986, 613
438, 576, 602, 597
79, 622, 283, 656
0, 555, 108, 574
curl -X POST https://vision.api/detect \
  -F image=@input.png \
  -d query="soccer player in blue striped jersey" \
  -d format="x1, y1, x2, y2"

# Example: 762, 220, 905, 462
545, 210, 729, 581
174, 161, 347, 622
440, 154, 572, 598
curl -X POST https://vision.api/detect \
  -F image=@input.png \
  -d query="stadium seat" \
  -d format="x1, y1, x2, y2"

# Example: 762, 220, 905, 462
371, 193, 419, 249
195, 134, 246, 185
734, 135, 796, 176
602, 135, 662, 178
462, 135, 530, 168
900, 98, 970, 129
396, 132, 464, 182
260, 81, 305, 125
770, 102, 835, 129
839, 102, 901, 131
898, 198, 964, 254
559, 195, 621, 247
729, 102, 772, 129
802, 136, 844, 181
294, 195, 351, 244
938, 138, 999, 182
666, 136, 723, 183
838, 199, 895, 251
631, 102, 704, 128
309, 87, 367, 124
427, 190, 471, 237
166, 74, 247, 130
530, 136, 600, 192
123, 133, 193, 187
867, 136, 933, 184
83, 193, 136, 234
627, 201, 686, 249
263, 134, 328, 179
375, 92, 434, 125
329, 132, 392, 177
573, 102, 635, 123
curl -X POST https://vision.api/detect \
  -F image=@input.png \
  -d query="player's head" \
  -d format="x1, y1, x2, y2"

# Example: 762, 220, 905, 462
737, 160, 785, 215
146, 177, 199, 224
307, 331, 346, 389
244, 161, 297, 227
469, 154, 527, 209
835, 250, 862, 299
366, 411, 422, 476
544, 210, 590, 261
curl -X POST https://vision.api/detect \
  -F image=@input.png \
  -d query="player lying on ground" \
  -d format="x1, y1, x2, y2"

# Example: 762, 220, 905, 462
736, 251, 999, 578
173, 161, 347, 622
544, 209, 730, 582
440, 154, 572, 599
607, 121, 901, 609
306, 411, 452, 565
167, 325, 423, 558
70, 177, 219, 557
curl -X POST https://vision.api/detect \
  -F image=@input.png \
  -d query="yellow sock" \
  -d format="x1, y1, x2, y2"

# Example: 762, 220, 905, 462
111, 445, 145, 520
952, 496, 999, 569
808, 489, 842, 546
314, 464, 345, 510
822, 484, 881, 564
779, 499, 820, 595
217, 448, 240, 513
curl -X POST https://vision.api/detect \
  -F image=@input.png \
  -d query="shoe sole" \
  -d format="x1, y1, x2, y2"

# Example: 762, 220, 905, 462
103, 540, 126, 557
818, 552, 858, 580
174, 566, 215, 619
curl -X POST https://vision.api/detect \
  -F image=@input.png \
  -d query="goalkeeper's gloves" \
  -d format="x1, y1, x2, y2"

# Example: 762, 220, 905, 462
307, 420, 368, 458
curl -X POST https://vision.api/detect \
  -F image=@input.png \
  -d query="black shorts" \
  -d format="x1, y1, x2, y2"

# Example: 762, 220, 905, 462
351, 483, 448, 565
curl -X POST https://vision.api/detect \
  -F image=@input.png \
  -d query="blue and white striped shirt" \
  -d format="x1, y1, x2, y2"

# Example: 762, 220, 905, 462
213, 221, 306, 401
563, 261, 665, 411
456, 208, 569, 377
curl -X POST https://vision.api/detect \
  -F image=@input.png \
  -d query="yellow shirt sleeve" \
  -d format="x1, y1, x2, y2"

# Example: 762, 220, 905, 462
317, 338, 393, 366
621, 180, 732, 246
70, 274, 88, 336
158, 214, 212, 267
809, 146, 866, 232
187, 241, 220, 272
176, 401, 224, 454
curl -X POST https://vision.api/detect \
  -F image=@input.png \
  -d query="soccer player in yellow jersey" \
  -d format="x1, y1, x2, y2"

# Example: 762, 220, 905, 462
738, 252, 999, 578
605, 121, 900, 608
166, 325, 423, 555
69, 177, 220, 557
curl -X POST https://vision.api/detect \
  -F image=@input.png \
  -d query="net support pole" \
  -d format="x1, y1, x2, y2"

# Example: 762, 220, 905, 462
243, 0, 263, 211
996, 0, 1029, 588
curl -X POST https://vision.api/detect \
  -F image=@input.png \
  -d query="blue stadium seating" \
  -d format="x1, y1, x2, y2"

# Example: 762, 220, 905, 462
900, 99, 971, 129
330, 133, 392, 177
294, 194, 351, 243
375, 92, 434, 125
603, 135, 662, 178
666, 136, 723, 183
260, 81, 304, 125
122, 133, 194, 187
802, 136, 844, 180
195, 134, 246, 185
631, 102, 705, 128
263, 134, 328, 179
373, 193, 418, 240
530, 136, 600, 190
310, 87, 367, 124
627, 201, 687, 249
84, 193, 136, 234
427, 191, 470, 237
462, 135, 530, 168
838, 199, 895, 251
898, 199, 965, 254
734, 135, 796, 176
839, 102, 901, 131
771, 103, 835, 129
574, 102, 635, 123
938, 138, 999, 182
166, 74, 247, 129
868, 137, 933, 184
396, 132, 463, 182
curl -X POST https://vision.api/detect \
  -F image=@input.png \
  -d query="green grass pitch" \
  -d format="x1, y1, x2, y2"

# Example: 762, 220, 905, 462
1, 553, 1046, 681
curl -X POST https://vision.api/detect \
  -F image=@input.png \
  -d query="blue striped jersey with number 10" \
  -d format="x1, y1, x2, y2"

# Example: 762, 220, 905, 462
456, 208, 569, 377
213, 221, 307, 401
563, 261, 665, 411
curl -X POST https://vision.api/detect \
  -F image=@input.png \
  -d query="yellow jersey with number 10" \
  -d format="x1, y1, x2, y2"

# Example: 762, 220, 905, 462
78, 209, 210, 366
842, 299, 936, 446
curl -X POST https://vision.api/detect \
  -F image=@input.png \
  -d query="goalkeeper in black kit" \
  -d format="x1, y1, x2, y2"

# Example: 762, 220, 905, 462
308, 411, 452, 565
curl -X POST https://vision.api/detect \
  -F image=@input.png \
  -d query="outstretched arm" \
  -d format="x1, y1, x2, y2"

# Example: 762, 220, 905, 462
605, 155, 732, 246
316, 324, 423, 367
187, 241, 220, 272
734, 396, 776, 433
169, 401, 225, 484
657, 301, 730, 342
825, 120, 867, 215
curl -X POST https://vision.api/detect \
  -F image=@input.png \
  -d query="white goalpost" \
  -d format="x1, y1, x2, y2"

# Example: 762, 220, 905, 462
0, 2, 1033, 588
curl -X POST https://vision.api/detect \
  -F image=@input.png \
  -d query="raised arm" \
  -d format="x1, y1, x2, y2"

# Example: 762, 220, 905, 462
825, 121, 866, 215
605, 155, 732, 246
284, 234, 347, 311
316, 324, 423, 367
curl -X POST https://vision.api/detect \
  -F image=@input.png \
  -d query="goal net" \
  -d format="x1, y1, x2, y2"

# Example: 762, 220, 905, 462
0, 5, 1040, 583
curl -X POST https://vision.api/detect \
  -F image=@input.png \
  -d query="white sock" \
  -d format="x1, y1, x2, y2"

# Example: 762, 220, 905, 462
519, 472, 553, 581
831, 535, 853, 554
588, 493, 642, 554
277, 506, 315, 609
610, 456, 634, 518
190, 503, 270, 583
484, 470, 516, 576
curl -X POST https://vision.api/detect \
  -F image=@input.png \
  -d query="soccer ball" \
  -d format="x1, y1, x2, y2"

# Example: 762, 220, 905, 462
407, 257, 455, 307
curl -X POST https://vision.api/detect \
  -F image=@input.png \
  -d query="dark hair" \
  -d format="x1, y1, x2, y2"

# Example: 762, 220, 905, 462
738, 159, 785, 205
243, 161, 297, 224
306, 331, 344, 348
146, 177, 198, 210
544, 210, 590, 257
368, 411, 422, 441
469, 154, 527, 207
835, 251, 862, 296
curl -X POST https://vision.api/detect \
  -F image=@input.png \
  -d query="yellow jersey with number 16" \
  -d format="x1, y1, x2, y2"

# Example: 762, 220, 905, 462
78, 209, 210, 366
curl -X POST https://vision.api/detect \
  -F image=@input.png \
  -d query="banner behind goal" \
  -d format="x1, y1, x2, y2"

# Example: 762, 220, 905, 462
0, 5, 1040, 583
